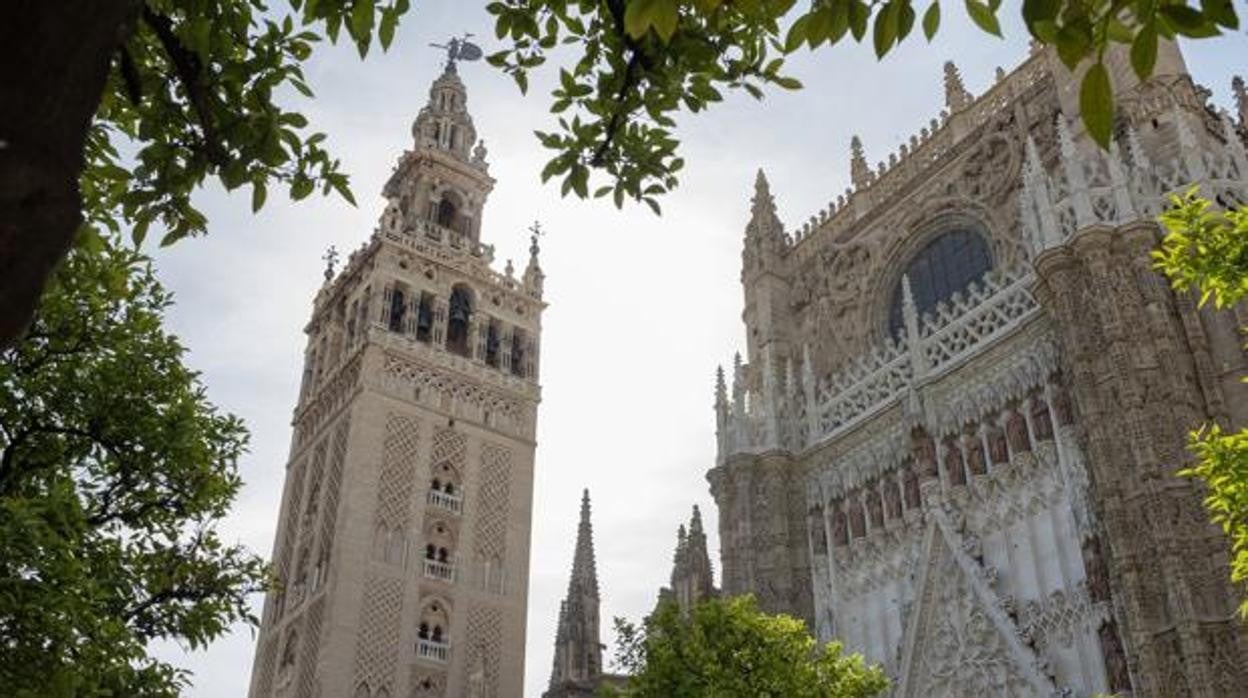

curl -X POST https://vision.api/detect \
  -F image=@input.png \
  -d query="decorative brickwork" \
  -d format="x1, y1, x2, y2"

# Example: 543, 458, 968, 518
474, 442, 512, 562
377, 414, 421, 530
462, 604, 503, 697
353, 576, 405, 695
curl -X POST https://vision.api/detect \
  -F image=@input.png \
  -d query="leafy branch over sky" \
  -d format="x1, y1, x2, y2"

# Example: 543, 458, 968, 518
485, 0, 1240, 212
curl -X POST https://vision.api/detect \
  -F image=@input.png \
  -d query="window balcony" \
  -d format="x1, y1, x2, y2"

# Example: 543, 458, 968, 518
427, 489, 462, 515
416, 639, 451, 663
423, 558, 456, 583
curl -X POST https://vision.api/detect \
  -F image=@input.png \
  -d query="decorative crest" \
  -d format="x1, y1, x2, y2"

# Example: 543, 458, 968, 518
321, 245, 339, 282
943, 60, 972, 111
1233, 75, 1247, 125
430, 33, 483, 72
850, 136, 870, 189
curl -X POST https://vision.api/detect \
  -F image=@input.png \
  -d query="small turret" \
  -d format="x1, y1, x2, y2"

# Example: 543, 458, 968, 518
523, 222, 545, 298
665, 505, 718, 614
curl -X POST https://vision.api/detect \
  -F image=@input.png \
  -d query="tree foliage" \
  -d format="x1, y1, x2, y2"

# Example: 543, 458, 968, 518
487, 0, 1239, 212
605, 595, 888, 697
2, 0, 415, 347
0, 234, 268, 696
1154, 191, 1248, 618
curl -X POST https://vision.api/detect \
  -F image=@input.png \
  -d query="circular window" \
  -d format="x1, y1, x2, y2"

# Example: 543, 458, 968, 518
888, 229, 991, 337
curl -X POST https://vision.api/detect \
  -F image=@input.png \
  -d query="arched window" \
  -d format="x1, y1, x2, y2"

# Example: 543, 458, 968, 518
446, 285, 473, 356
388, 287, 407, 333
415, 292, 434, 343
484, 320, 500, 367
437, 198, 457, 229
888, 229, 991, 337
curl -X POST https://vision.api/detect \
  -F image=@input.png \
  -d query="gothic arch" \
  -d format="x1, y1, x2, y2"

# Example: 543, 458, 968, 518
871, 208, 997, 341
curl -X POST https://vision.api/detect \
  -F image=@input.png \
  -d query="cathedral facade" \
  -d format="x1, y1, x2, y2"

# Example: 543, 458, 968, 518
247, 59, 544, 698
710, 44, 1248, 696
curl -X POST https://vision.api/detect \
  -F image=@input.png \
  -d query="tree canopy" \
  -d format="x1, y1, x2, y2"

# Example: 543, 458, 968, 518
0, 235, 267, 696
606, 596, 888, 697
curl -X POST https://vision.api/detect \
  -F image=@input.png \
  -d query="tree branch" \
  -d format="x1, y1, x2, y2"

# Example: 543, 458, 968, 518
140, 6, 228, 166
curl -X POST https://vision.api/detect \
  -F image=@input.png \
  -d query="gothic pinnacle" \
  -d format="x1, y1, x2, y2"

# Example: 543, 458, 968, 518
943, 60, 972, 112
690, 505, 704, 535
850, 135, 869, 189
1234, 75, 1247, 125
569, 488, 599, 598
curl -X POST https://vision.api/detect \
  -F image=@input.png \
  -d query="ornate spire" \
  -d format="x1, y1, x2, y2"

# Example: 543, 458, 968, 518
749, 168, 782, 234
667, 505, 717, 614
1233, 75, 1247, 125
943, 60, 972, 112
410, 51, 480, 163
850, 135, 870, 189
545, 489, 603, 696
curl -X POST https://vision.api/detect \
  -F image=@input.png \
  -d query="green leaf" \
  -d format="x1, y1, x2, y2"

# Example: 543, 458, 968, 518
1130, 23, 1158, 81
922, 2, 941, 41
379, 7, 397, 50
1160, 4, 1221, 37
964, 0, 1002, 36
251, 181, 267, 212
1080, 62, 1114, 149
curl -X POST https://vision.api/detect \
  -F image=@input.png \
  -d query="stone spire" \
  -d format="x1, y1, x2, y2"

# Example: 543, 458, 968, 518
544, 489, 603, 698
1233, 75, 1248, 126
850, 135, 870, 189
943, 60, 972, 112
747, 169, 785, 241
665, 505, 718, 614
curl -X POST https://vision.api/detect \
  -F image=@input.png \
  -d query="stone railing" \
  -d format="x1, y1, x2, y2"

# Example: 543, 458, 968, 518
718, 265, 1042, 461
422, 558, 456, 583
427, 489, 463, 514
1022, 109, 1248, 257
416, 639, 451, 663
813, 267, 1039, 444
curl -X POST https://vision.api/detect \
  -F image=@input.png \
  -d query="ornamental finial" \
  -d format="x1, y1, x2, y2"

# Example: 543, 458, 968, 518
322, 245, 339, 282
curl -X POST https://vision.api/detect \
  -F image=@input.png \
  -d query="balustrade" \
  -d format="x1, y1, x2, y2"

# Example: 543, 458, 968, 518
427, 489, 462, 514
416, 639, 451, 663
422, 558, 456, 583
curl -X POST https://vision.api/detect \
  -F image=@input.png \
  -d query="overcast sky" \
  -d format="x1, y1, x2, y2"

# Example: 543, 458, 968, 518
147, 4, 1244, 696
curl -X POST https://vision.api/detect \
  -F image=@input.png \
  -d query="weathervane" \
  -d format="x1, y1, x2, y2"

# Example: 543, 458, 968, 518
322, 245, 339, 282
528, 220, 544, 256
430, 33, 483, 71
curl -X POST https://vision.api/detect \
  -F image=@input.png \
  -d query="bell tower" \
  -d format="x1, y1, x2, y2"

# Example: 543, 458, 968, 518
248, 44, 545, 698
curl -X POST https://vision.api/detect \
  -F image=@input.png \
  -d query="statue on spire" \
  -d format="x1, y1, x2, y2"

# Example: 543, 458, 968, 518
429, 33, 483, 73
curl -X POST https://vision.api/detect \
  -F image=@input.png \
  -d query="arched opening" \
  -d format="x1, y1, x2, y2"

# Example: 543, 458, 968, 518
446, 285, 474, 357
415, 292, 434, 343
887, 228, 992, 337
388, 285, 407, 333
437, 198, 457, 228
485, 319, 501, 367
510, 328, 527, 377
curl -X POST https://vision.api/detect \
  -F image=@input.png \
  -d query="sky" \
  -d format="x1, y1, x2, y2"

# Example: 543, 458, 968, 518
147, 4, 1245, 696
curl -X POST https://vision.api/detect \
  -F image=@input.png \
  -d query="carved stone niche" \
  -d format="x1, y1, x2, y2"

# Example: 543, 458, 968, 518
1029, 392, 1055, 441
964, 428, 988, 476
831, 506, 849, 547
987, 424, 1009, 465
866, 486, 884, 529
912, 427, 938, 479
944, 438, 967, 487
1006, 406, 1031, 454
883, 476, 903, 520
903, 465, 921, 510
1050, 380, 1075, 427
847, 494, 867, 539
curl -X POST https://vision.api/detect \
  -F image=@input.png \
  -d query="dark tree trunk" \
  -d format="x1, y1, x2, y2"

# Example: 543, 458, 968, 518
0, 1, 138, 348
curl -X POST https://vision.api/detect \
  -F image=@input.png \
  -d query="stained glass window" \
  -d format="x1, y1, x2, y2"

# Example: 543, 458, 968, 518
888, 230, 991, 337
